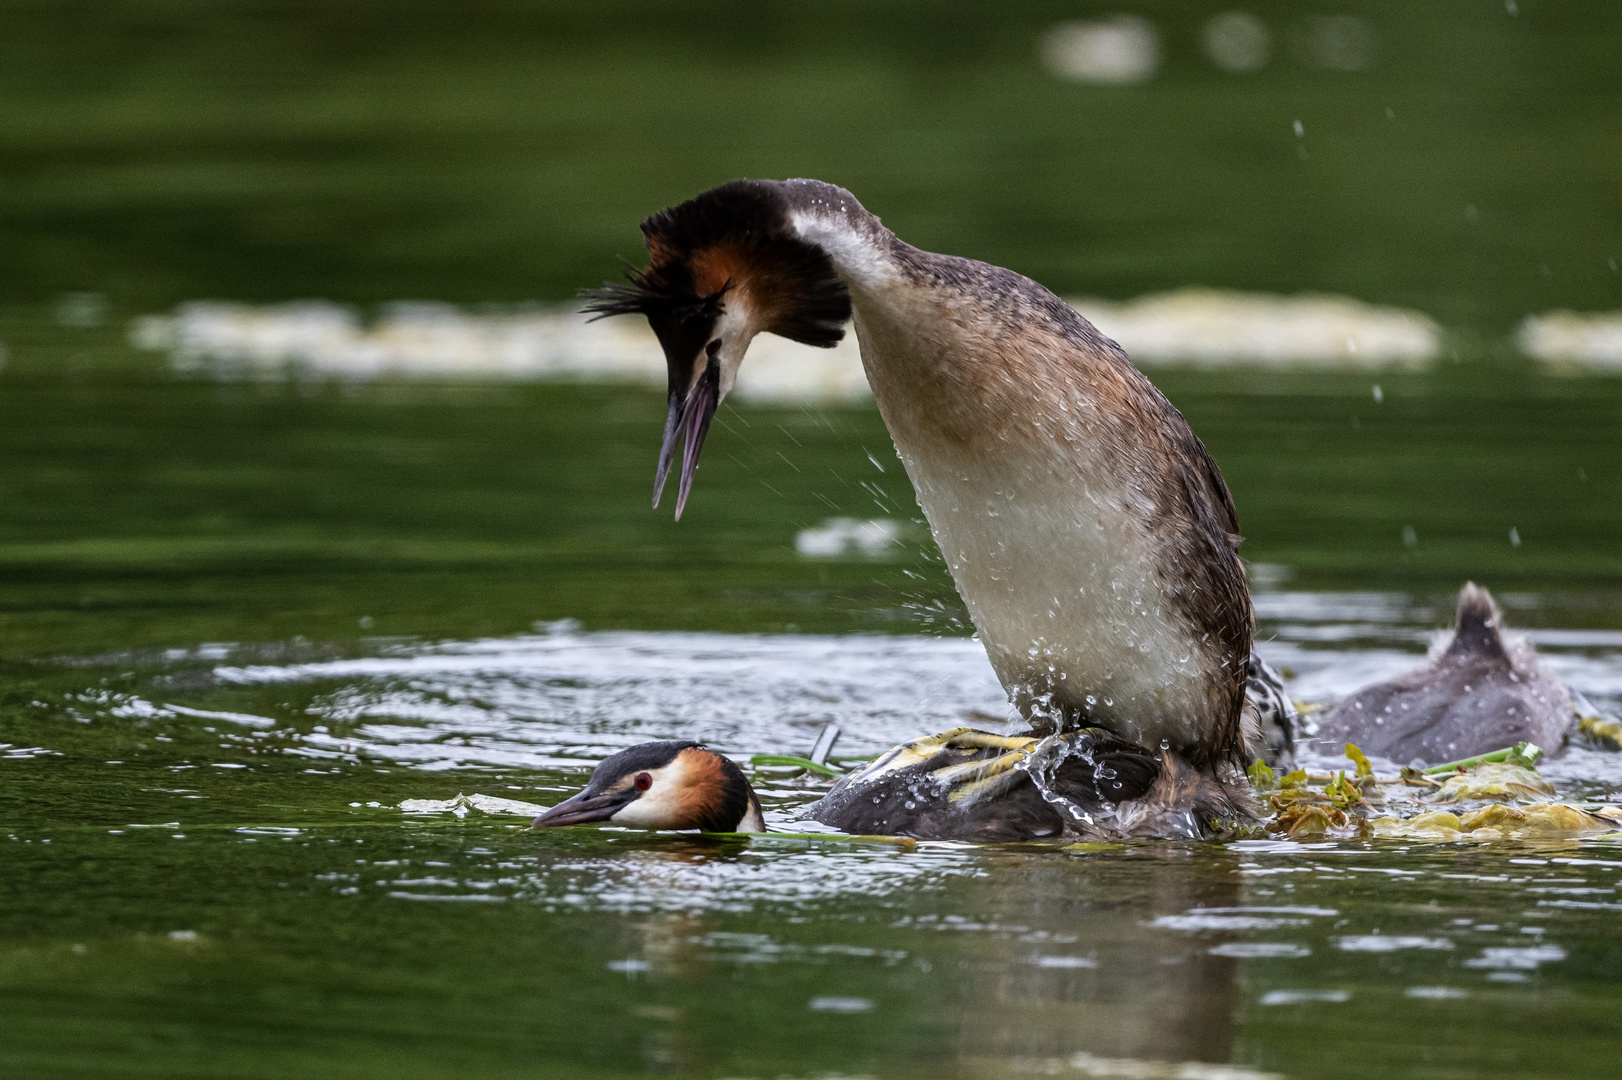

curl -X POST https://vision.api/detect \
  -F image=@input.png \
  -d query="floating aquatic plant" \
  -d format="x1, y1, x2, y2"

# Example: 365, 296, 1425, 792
1245, 758, 1276, 790
1344, 741, 1374, 779
1324, 771, 1365, 810
748, 753, 844, 778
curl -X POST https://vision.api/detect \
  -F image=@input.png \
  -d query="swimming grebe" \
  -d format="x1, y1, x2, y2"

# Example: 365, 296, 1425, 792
1313, 582, 1571, 766
531, 742, 765, 832
586, 179, 1257, 837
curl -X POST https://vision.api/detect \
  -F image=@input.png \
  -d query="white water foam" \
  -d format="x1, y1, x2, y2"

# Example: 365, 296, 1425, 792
1070, 288, 1438, 369
1518, 311, 1622, 372
128, 288, 1448, 402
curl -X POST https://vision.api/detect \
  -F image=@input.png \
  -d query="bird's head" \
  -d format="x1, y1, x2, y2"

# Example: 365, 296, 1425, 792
582, 180, 852, 518
531, 741, 765, 833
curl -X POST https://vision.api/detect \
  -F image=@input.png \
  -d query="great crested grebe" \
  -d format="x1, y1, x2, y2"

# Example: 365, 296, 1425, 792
1313, 583, 1572, 766
586, 179, 1258, 838
532, 742, 764, 833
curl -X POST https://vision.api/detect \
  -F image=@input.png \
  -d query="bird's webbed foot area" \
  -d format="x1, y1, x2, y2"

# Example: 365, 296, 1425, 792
1017, 728, 1164, 831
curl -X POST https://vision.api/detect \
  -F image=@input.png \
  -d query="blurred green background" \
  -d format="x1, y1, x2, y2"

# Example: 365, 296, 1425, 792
0, 0, 1619, 658
4, 0, 1621, 324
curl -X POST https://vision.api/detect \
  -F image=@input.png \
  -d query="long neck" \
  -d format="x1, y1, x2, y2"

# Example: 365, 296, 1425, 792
789, 197, 1252, 761
790, 206, 1137, 464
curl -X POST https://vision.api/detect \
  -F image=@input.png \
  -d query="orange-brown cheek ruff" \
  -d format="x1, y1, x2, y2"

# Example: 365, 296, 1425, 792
530, 742, 764, 833
663, 746, 764, 833
581, 181, 850, 520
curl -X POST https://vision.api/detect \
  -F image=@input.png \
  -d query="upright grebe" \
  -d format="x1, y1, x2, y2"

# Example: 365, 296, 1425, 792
532, 742, 764, 833
1313, 583, 1571, 765
586, 179, 1258, 838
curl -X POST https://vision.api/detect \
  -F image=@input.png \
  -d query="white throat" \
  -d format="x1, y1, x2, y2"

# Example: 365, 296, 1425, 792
789, 211, 899, 293
712, 299, 763, 400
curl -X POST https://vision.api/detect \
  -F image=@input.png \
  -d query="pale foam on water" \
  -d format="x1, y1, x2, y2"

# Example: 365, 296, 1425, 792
128, 288, 1459, 403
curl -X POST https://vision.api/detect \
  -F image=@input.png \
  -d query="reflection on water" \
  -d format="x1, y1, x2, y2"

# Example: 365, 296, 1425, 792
5, 595, 1622, 1076
4, 590, 1619, 1076
940, 848, 1247, 1070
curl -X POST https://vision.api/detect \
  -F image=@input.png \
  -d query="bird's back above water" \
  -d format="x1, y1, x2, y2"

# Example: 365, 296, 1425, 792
807, 726, 1254, 843
1313, 583, 1572, 765
585, 177, 1255, 789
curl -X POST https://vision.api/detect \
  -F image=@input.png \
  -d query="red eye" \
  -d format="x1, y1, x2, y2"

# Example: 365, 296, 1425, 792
633, 772, 652, 791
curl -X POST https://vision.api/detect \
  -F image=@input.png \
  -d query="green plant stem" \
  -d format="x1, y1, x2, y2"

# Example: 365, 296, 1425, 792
748, 754, 844, 777
1423, 741, 1542, 775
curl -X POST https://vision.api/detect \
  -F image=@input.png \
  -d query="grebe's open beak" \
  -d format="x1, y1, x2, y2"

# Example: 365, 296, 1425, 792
531, 788, 635, 828
653, 355, 720, 521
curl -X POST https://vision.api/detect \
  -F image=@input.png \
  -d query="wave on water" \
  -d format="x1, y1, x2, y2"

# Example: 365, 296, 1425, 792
211, 629, 1014, 770
127, 593, 1604, 790
62, 591, 1622, 789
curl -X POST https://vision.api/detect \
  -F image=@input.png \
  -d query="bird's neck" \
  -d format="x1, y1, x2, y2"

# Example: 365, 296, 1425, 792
791, 209, 1116, 459
789, 206, 908, 294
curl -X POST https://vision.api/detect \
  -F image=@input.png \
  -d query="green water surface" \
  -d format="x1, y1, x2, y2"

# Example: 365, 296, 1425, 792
5, 3, 1622, 1078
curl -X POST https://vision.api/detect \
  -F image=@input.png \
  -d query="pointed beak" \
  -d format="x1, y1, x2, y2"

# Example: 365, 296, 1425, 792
652, 359, 721, 521
531, 788, 635, 829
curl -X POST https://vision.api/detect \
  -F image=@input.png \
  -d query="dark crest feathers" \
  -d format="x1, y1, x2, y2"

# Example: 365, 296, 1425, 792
581, 180, 851, 350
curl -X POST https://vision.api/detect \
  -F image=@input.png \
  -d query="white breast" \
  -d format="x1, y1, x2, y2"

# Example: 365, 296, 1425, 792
849, 288, 1215, 748
901, 442, 1210, 744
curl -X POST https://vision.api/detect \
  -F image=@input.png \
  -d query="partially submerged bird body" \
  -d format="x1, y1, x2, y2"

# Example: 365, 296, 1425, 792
531, 742, 764, 833
586, 179, 1257, 839
808, 727, 1251, 843
1314, 583, 1571, 766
